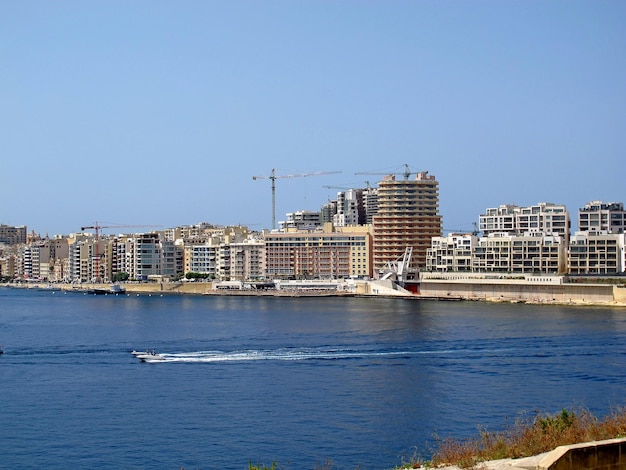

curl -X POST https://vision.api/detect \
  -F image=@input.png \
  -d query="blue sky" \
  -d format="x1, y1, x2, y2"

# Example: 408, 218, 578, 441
1, 1, 624, 236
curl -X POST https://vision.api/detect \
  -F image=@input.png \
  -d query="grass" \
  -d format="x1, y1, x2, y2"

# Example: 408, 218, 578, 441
398, 407, 626, 469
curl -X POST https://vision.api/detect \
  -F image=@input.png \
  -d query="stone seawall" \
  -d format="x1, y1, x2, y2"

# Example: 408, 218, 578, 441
418, 279, 624, 306
7, 279, 626, 306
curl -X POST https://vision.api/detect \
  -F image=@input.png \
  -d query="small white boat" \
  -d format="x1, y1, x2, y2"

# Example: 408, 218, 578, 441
131, 349, 165, 362
139, 353, 167, 363
110, 284, 126, 294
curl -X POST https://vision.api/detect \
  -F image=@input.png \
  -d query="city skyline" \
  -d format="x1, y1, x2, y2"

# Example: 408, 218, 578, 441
2, 2, 624, 235
3, 190, 620, 239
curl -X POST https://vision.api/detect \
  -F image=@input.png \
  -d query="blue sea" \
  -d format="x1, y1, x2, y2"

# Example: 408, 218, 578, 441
1, 287, 625, 469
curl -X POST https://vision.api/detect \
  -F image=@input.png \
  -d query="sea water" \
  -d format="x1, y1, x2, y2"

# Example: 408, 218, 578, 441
0, 287, 625, 469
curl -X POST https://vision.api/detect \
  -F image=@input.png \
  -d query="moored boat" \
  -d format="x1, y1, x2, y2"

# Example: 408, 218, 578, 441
89, 284, 127, 295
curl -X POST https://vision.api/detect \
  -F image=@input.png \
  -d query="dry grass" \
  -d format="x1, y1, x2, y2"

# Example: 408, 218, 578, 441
426, 407, 626, 469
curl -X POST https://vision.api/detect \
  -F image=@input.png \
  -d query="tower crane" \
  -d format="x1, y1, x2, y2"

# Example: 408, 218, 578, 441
322, 185, 353, 191
252, 169, 341, 230
355, 163, 416, 180
80, 222, 162, 282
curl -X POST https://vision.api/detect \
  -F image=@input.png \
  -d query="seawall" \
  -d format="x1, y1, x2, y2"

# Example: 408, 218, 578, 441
418, 274, 626, 306
7, 277, 626, 306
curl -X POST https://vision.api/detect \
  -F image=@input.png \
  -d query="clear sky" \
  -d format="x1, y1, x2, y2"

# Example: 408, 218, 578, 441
1, 1, 624, 236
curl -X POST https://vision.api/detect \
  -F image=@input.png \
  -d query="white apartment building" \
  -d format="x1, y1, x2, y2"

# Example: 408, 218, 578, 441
569, 231, 626, 274
471, 232, 566, 274
129, 233, 161, 280
185, 243, 220, 277
280, 211, 321, 231
333, 189, 364, 227
479, 203, 570, 243
426, 233, 478, 272
578, 201, 626, 234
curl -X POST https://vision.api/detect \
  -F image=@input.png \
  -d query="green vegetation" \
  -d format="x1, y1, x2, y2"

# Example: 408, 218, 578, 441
111, 272, 129, 282
398, 407, 626, 469
185, 271, 211, 280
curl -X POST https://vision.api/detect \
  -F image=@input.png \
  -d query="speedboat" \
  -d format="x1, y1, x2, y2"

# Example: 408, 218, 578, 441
139, 353, 167, 363
131, 349, 165, 362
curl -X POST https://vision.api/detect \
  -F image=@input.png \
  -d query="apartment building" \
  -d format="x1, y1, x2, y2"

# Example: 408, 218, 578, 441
0, 224, 27, 245
470, 232, 566, 274
0, 254, 16, 279
569, 231, 626, 274
185, 243, 220, 278
363, 185, 379, 225
68, 234, 109, 282
372, 171, 441, 273
264, 224, 372, 279
426, 233, 478, 272
230, 237, 265, 281
320, 200, 338, 225
479, 202, 570, 243
333, 189, 364, 227
578, 201, 626, 234
280, 211, 321, 231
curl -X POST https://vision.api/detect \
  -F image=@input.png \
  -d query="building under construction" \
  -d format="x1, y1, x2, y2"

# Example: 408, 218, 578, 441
372, 171, 442, 278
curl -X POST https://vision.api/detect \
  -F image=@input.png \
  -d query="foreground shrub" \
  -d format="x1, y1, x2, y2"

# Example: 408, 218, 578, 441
428, 407, 626, 469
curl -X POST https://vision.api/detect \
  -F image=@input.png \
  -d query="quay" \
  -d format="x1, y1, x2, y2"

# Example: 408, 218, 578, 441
6, 274, 626, 306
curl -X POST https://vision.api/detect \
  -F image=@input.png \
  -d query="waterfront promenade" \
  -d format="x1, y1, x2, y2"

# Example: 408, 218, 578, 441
7, 276, 626, 307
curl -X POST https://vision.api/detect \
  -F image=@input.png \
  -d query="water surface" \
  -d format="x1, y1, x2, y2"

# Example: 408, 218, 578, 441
1, 288, 624, 469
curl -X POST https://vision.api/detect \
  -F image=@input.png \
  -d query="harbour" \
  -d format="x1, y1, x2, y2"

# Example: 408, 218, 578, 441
1, 287, 624, 469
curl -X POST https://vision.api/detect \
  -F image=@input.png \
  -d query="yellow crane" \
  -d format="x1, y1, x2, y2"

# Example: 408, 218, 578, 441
252, 169, 341, 230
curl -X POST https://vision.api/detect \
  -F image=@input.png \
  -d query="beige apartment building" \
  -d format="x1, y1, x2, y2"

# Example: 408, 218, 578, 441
569, 231, 626, 275
0, 224, 27, 245
372, 171, 441, 274
230, 237, 265, 281
264, 224, 372, 279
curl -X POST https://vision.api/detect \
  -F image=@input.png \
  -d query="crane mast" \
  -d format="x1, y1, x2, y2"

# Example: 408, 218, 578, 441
252, 169, 341, 230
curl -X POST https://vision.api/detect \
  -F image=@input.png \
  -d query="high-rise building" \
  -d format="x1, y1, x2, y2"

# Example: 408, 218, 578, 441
363, 185, 379, 225
333, 189, 364, 227
372, 171, 441, 273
